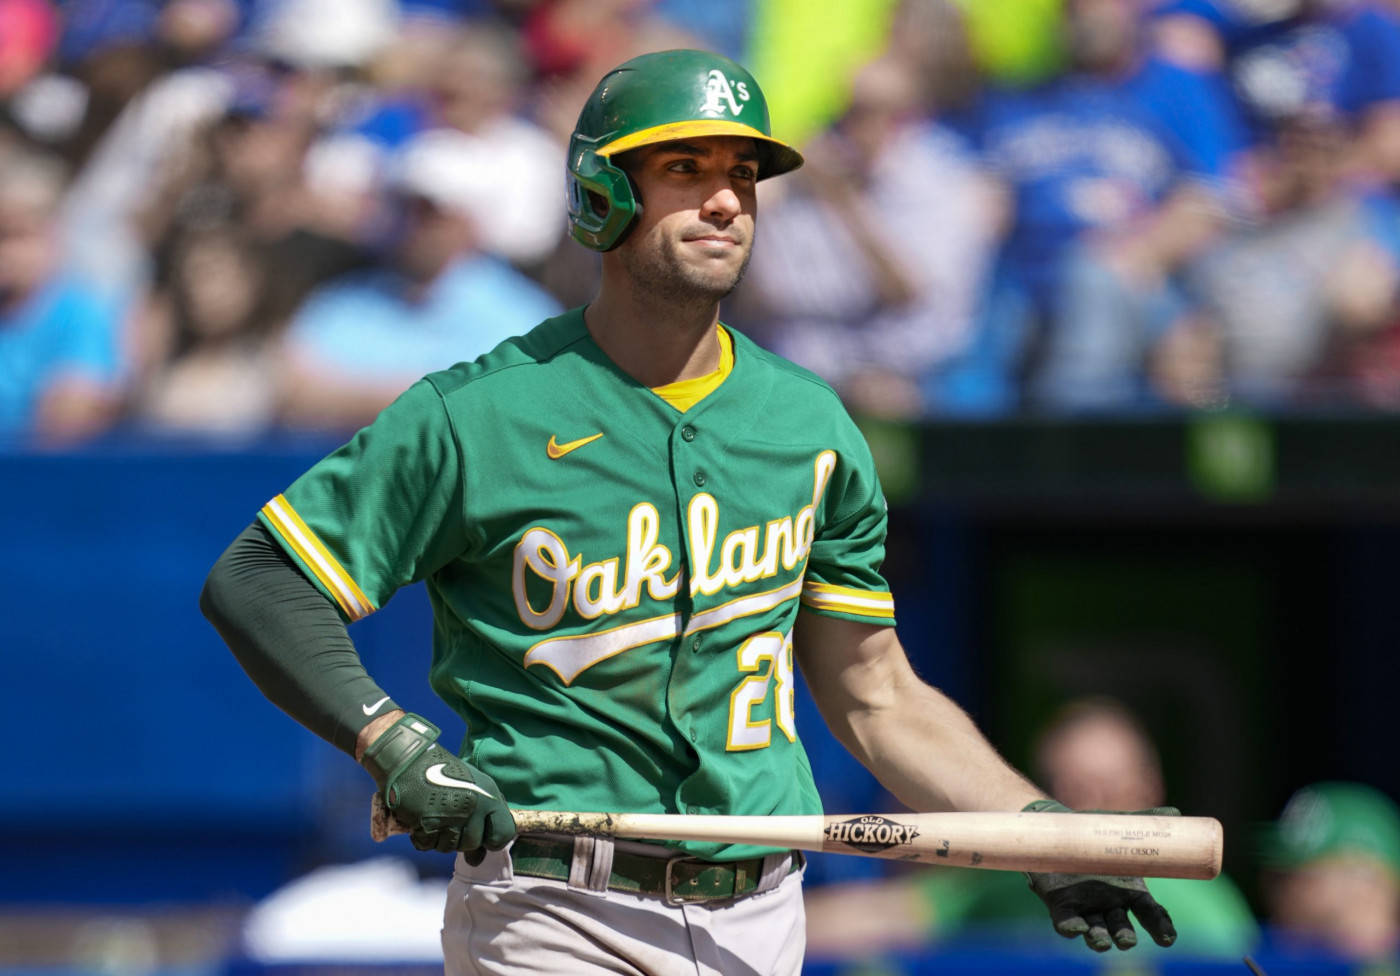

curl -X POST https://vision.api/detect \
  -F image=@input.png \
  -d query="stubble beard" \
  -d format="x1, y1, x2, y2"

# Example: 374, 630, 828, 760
620, 230, 752, 311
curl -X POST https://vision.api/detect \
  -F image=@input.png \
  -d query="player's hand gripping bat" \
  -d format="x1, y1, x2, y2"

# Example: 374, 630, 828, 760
370, 793, 1223, 879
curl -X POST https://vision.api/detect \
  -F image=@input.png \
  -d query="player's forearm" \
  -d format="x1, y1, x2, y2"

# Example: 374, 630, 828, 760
797, 616, 1042, 813
843, 671, 1044, 813
200, 520, 399, 757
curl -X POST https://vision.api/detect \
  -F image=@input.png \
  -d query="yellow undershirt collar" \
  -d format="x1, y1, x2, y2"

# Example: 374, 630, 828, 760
650, 326, 734, 412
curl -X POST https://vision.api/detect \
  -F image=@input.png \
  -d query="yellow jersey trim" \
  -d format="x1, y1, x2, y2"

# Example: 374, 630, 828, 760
652, 326, 734, 412
801, 581, 895, 621
261, 494, 376, 621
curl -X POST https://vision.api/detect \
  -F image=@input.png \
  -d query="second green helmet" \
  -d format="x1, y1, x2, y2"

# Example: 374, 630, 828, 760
567, 49, 805, 252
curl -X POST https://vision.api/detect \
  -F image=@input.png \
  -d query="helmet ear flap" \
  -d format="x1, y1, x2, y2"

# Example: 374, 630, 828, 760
567, 145, 640, 252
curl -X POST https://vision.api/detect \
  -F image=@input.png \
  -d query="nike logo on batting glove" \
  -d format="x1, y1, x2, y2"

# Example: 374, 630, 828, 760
425, 763, 496, 797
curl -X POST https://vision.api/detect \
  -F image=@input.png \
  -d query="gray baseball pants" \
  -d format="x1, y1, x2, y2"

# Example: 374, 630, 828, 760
441, 837, 806, 975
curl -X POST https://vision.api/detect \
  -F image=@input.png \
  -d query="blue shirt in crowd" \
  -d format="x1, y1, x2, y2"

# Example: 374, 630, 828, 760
954, 55, 1248, 304
0, 276, 122, 435
1156, 0, 1400, 127
286, 255, 562, 380
1151, 0, 1294, 50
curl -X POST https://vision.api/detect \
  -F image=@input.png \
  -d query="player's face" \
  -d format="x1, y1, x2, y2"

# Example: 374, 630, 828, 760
615, 136, 759, 304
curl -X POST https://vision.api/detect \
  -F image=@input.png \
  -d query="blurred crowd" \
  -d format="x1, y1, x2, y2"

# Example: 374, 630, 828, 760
7, 0, 1400, 446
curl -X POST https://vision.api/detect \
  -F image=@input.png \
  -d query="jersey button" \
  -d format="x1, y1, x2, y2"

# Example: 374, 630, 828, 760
689, 729, 698, 743
693, 470, 706, 487
681, 426, 696, 442
691, 636, 702, 652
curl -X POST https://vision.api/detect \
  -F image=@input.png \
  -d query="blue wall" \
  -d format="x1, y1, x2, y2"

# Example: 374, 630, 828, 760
3, 440, 454, 901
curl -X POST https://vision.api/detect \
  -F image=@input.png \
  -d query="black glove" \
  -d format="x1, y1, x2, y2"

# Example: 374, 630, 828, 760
1024, 799, 1179, 952
360, 713, 516, 862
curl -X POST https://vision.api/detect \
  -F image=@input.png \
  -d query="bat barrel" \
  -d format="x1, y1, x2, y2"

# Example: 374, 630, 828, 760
855, 812, 1225, 880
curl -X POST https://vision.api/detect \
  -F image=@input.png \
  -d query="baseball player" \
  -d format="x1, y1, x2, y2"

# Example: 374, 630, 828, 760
202, 49, 1178, 975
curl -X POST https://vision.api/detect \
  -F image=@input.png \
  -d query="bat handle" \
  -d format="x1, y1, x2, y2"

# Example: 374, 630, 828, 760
370, 791, 408, 842
370, 794, 618, 842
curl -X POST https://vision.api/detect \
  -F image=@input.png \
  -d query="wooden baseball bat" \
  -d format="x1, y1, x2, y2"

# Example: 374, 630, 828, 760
369, 793, 1222, 879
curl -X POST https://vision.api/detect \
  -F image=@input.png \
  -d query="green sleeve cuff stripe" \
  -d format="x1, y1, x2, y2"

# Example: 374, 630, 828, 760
262, 494, 376, 621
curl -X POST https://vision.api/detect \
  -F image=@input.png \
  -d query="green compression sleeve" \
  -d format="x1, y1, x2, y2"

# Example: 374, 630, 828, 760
200, 520, 399, 756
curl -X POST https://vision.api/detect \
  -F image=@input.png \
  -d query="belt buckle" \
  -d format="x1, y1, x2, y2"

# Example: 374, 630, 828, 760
663, 855, 712, 906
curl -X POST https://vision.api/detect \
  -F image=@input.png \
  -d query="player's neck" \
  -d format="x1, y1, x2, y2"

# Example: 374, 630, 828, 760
585, 284, 722, 388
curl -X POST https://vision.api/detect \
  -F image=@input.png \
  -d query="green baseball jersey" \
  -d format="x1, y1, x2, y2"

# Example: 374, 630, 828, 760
259, 308, 896, 860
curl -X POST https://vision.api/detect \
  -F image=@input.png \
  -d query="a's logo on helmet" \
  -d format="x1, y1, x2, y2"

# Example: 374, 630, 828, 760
702, 69, 751, 117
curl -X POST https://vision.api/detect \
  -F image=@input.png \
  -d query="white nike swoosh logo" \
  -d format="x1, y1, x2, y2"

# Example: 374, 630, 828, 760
425, 763, 495, 797
362, 696, 391, 716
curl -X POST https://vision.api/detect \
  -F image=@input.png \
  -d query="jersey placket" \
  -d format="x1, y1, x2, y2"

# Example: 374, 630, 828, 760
658, 367, 807, 829
665, 410, 712, 817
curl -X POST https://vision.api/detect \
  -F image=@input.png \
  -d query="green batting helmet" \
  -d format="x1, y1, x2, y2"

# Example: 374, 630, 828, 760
567, 49, 804, 252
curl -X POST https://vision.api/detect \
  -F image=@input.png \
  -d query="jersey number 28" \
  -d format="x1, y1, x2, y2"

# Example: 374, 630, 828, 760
726, 631, 796, 750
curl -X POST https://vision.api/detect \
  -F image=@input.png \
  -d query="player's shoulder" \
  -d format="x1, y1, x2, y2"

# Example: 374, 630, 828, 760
728, 328, 873, 448
730, 327, 846, 406
420, 307, 592, 399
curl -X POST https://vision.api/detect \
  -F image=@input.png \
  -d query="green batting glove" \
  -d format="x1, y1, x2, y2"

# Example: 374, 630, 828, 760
360, 713, 516, 862
1023, 799, 1179, 952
